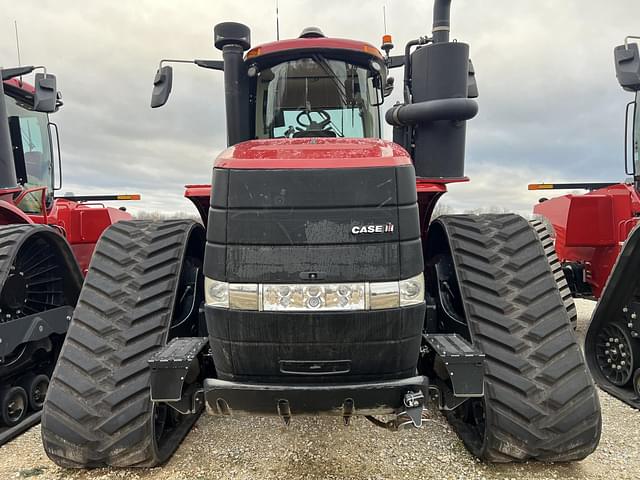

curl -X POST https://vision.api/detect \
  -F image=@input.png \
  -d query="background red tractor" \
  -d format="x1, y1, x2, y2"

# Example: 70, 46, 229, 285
0, 66, 137, 443
529, 36, 640, 408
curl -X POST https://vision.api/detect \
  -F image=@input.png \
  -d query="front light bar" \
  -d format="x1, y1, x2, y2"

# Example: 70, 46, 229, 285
205, 274, 424, 312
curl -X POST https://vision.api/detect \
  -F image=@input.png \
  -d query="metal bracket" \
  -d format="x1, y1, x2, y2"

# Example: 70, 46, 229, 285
424, 333, 485, 397
0, 306, 72, 358
148, 337, 208, 402
401, 390, 425, 427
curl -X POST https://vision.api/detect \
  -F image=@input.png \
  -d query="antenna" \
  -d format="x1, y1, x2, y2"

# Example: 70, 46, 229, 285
383, 5, 387, 34
14, 20, 22, 66
14, 20, 23, 84
276, 0, 280, 41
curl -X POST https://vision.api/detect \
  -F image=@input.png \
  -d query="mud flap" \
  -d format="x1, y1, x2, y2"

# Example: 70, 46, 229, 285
586, 222, 640, 408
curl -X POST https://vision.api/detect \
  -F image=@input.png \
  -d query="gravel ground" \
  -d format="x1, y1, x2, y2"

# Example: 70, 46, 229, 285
1, 299, 639, 480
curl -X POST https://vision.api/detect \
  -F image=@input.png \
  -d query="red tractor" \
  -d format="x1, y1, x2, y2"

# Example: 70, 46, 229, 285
528, 36, 640, 408
0, 66, 137, 443
41, 0, 601, 468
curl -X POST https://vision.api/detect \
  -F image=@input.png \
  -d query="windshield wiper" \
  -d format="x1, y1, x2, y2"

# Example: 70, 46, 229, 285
312, 55, 351, 108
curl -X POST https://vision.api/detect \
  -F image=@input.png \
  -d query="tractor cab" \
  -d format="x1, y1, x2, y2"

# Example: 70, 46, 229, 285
1, 74, 60, 214
247, 29, 387, 140
4, 81, 56, 212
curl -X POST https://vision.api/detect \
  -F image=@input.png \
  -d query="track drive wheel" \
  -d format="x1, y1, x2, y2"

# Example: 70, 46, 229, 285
426, 214, 601, 462
0, 386, 28, 427
41, 220, 205, 468
529, 218, 577, 328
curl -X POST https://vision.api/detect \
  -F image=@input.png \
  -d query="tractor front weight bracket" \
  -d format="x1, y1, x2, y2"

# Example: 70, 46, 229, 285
148, 336, 208, 414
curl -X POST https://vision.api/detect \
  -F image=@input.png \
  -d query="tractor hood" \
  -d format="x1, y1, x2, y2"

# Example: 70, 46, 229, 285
214, 138, 412, 170
184, 138, 413, 226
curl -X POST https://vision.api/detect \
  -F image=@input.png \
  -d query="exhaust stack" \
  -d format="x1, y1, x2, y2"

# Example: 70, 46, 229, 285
386, 0, 477, 179
214, 22, 252, 147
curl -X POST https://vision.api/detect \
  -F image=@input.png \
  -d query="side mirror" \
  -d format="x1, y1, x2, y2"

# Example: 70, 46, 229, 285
615, 42, 640, 91
151, 65, 173, 108
33, 73, 57, 113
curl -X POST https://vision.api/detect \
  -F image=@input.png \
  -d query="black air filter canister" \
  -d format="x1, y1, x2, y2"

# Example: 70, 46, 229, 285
410, 41, 469, 179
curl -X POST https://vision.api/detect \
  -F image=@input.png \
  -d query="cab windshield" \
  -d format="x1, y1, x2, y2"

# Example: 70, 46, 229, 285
5, 93, 54, 212
255, 56, 382, 139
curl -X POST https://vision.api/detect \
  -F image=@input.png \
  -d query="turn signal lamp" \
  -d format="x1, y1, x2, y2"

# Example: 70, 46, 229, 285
528, 184, 554, 190
246, 47, 261, 59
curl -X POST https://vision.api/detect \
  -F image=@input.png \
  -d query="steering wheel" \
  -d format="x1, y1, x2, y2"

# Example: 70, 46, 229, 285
295, 110, 332, 132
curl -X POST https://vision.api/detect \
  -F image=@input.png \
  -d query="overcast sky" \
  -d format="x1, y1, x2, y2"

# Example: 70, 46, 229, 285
2, 0, 639, 216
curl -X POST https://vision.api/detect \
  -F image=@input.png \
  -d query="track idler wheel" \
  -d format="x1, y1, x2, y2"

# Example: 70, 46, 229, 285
0, 386, 28, 427
20, 374, 49, 411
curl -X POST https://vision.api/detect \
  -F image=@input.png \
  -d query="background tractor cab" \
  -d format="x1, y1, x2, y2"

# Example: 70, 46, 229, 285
0, 68, 59, 216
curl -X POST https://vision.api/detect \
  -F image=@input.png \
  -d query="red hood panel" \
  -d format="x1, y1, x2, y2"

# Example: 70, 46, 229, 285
214, 138, 412, 170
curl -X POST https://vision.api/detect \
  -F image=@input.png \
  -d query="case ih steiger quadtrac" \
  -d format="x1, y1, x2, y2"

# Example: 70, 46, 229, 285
0, 66, 137, 443
528, 36, 640, 408
41, 0, 601, 467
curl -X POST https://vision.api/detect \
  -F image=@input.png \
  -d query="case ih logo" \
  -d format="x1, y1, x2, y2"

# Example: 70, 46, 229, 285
351, 223, 395, 235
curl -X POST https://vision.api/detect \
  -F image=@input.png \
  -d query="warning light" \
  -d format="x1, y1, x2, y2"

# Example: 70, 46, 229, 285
116, 194, 141, 200
381, 34, 394, 56
527, 184, 554, 191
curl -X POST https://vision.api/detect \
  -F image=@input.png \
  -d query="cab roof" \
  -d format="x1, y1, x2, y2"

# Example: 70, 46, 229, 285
246, 36, 384, 68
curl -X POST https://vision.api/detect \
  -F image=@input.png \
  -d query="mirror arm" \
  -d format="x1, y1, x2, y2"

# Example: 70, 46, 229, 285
1, 66, 35, 81
385, 55, 405, 69
158, 59, 223, 71
195, 59, 224, 71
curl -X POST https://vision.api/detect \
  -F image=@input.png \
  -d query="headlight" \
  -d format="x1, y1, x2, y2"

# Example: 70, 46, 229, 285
205, 279, 259, 310
204, 274, 424, 311
262, 283, 366, 312
399, 274, 425, 307
205, 278, 229, 308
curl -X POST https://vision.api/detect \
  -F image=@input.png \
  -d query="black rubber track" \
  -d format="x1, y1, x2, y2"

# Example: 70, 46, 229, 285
0, 224, 81, 446
41, 220, 205, 468
529, 219, 577, 328
0, 224, 82, 308
432, 214, 601, 462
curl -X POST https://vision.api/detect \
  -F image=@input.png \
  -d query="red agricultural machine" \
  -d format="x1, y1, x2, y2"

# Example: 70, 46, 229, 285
529, 36, 640, 408
41, 0, 601, 467
0, 66, 137, 443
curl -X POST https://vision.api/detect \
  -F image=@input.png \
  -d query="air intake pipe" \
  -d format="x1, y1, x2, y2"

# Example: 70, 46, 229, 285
386, 0, 477, 179
214, 22, 252, 147
0, 79, 18, 191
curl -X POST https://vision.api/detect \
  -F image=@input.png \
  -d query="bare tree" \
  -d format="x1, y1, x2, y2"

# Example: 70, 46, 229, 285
133, 210, 201, 222
431, 203, 454, 219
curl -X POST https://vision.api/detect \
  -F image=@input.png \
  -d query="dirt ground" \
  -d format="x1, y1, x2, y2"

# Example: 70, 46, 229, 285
0, 299, 638, 480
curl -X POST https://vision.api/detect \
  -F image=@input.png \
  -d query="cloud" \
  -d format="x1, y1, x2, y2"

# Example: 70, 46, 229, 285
2, 0, 639, 217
